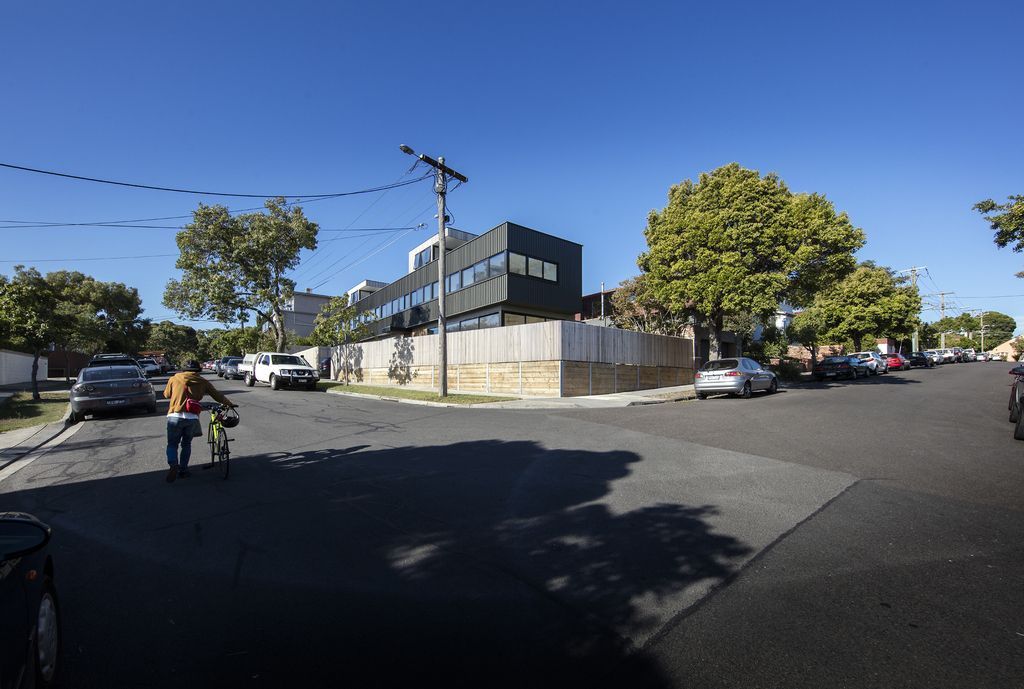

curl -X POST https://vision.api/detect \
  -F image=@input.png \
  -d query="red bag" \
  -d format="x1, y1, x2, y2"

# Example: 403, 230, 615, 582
184, 397, 203, 415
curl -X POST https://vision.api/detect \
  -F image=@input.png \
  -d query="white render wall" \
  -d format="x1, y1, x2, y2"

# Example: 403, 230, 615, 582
0, 349, 48, 385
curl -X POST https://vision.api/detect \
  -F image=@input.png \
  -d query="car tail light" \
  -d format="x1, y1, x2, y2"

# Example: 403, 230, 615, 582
694, 372, 701, 379
725, 371, 742, 376
839, 364, 849, 369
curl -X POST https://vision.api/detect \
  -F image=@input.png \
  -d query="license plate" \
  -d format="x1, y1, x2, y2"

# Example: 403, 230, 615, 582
106, 399, 127, 405
704, 374, 720, 380
825, 372, 836, 377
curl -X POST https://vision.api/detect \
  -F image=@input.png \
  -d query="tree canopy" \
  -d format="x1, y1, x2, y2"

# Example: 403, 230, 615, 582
925, 311, 1015, 349
812, 264, 921, 352
163, 198, 319, 351
608, 275, 691, 336
975, 195, 1024, 254
638, 163, 864, 356
308, 296, 371, 346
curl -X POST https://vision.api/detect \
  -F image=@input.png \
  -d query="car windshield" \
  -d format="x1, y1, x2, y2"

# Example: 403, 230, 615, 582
79, 366, 141, 382
226, 358, 242, 364
821, 357, 847, 364
701, 359, 739, 371
271, 355, 306, 366
855, 353, 871, 359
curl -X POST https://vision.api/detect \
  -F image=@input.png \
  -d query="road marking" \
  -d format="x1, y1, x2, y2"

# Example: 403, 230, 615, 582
0, 421, 84, 483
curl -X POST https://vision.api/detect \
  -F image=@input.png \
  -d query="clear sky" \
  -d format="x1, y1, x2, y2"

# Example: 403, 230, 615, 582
2, 1, 1022, 334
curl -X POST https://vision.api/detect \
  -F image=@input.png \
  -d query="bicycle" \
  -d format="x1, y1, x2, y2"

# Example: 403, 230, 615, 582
201, 402, 239, 479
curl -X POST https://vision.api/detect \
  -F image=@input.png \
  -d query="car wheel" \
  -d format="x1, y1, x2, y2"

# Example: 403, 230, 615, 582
34, 580, 61, 688
696, 392, 707, 400
768, 378, 778, 394
1014, 411, 1024, 440
306, 382, 317, 391
270, 374, 280, 391
245, 373, 255, 387
814, 375, 824, 382
740, 381, 752, 399
70, 410, 82, 424
1010, 401, 1019, 424
147, 403, 157, 414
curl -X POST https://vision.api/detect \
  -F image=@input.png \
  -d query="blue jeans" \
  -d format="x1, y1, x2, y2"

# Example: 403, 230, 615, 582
166, 417, 200, 468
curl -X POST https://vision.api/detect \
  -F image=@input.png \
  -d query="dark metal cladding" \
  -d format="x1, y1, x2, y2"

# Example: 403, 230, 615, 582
351, 222, 582, 339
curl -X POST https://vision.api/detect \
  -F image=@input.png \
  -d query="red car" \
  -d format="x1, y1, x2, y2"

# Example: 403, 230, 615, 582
885, 352, 912, 371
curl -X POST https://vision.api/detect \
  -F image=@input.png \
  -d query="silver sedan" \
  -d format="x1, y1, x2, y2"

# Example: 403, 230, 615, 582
694, 357, 778, 399
70, 365, 157, 422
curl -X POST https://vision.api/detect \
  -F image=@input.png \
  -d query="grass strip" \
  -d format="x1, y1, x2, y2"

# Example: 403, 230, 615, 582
0, 392, 69, 433
318, 381, 516, 405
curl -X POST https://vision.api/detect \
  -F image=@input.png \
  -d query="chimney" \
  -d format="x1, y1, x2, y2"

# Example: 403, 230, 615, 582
305, 288, 312, 294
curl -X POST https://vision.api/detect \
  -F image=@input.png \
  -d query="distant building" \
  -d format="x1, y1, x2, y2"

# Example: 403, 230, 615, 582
282, 289, 335, 337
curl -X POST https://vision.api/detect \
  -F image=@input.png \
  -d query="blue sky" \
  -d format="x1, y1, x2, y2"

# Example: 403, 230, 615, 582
2, 1, 1022, 334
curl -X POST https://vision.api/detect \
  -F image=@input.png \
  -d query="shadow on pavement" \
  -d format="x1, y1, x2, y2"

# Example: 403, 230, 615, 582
4, 439, 752, 689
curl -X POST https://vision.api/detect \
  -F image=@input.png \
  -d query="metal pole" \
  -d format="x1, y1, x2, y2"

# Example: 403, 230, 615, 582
436, 159, 448, 397
980, 311, 985, 352
910, 269, 919, 352
600, 281, 605, 322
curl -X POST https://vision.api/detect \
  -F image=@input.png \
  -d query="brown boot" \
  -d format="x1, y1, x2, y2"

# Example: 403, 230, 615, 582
165, 465, 179, 483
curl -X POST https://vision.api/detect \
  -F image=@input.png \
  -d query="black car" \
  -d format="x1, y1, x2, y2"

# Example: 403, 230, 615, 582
908, 352, 935, 368
813, 355, 869, 381
87, 353, 139, 369
319, 358, 332, 378
0, 513, 60, 688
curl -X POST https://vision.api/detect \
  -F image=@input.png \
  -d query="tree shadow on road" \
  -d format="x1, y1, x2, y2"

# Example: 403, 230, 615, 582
3, 439, 753, 689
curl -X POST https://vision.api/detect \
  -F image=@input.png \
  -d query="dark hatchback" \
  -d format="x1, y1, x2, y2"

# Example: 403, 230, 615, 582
0, 513, 60, 689
813, 356, 869, 381
908, 352, 935, 368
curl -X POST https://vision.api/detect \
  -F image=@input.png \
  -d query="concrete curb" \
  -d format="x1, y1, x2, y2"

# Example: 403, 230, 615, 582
0, 401, 74, 471
324, 385, 697, 410
324, 387, 466, 408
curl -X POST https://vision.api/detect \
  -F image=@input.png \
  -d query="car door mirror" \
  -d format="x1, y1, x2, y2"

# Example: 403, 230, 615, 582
0, 513, 51, 560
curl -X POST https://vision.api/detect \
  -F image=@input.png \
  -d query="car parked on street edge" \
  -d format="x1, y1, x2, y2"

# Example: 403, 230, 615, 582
907, 352, 935, 368
813, 356, 869, 381
70, 365, 157, 422
244, 352, 320, 390
852, 351, 888, 375
923, 350, 944, 365
884, 352, 912, 371
136, 358, 161, 377
0, 512, 61, 689
221, 357, 244, 380
694, 357, 778, 399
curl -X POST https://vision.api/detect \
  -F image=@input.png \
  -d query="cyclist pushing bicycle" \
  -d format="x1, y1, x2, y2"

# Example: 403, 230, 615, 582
163, 360, 237, 483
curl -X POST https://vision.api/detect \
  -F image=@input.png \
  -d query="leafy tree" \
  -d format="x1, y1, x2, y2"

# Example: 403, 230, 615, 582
639, 163, 864, 357
609, 275, 692, 336
813, 264, 921, 352
981, 311, 1017, 346
308, 296, 373, 382
926, 311, 1015, 350
1012, 337, 1024, 361
164, 198, 319, 351
0, 267, 61, 399
974, 195, 1024, 275
788, 307, 829, 364
145, 321, 200, 363
90, 280, 145, 353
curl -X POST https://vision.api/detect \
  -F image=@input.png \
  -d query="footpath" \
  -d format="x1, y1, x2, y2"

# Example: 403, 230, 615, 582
0, 380, 74, 471
326, 383, 697, 409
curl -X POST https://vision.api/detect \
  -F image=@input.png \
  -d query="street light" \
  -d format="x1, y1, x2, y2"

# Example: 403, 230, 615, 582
399, 144, 469, 397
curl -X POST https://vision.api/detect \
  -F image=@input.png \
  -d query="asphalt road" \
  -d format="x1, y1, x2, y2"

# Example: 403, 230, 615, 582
0, 363, 1020, 688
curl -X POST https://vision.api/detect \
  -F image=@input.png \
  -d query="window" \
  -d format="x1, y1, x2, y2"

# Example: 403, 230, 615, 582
447, 272, 461, 293
447, 320, 461, 332
461, 317, 479, 330
414, 247, 433, 269
479, 313, 500, 329
525, 315, 545, 324
411, 288, 421, 306
509, 252, 527, 275
462, 266, 475, 288
489, 252, 507, 277
543, 261, 557, 282
474, 259, 488, 283
503, 313, 526, 326
528, 257, 544, 278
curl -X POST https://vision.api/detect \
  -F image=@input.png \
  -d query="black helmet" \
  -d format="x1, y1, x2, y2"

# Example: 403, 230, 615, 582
220, 408, 240, 428
184, 360, 202, 372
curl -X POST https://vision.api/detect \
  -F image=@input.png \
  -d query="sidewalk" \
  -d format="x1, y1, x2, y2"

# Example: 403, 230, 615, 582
326, 383, 696, 410
0, 387, 74, 470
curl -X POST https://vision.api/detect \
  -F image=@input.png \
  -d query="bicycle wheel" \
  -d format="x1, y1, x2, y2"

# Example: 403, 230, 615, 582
208, 423, 218, 467
216, 430, 230, 479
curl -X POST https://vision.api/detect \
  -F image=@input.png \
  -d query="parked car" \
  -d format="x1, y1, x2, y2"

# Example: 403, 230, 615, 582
237, 353, 256, 381
852, 351, 888, 375
977, 352, 991, 362
813, 356, 868, 381
135, 358, 161, 377
962, 348, 977, 362
907, 352, 935, 368
0, 512, 61, 689
243, 352, 321, 390
884, 352, 912, 371
951, 347, 964, 363
319, 357, 332, 378
213, 356, 234, 377
70, 365, 157, 422
935, 349, 955, 364
694, 357, 778, 399
923, 350, 944, 365
221, 357, 244, 380
202, 360, 216, 371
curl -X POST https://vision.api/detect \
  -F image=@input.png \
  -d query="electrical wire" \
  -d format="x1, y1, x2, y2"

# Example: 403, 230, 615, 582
0, 161, 433, 198
0, 254, 177, 263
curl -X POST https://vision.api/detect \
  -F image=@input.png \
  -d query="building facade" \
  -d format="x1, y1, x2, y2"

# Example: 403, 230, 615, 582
348, 222, 583, 340
282, 290, 335, 337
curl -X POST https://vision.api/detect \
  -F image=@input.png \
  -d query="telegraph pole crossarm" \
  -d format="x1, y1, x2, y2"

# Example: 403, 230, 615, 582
399, 144, 469, 398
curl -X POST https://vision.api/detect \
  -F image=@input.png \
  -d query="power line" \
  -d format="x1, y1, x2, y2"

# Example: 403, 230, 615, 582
0, 253, 177, 263
0, 161, 432, 198
0, 221, 422, 231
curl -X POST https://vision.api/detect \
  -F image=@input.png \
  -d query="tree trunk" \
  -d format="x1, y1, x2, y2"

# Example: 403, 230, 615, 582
709, 316, 725, 360
852, 334, 863, 352
64, 349, 72, 384
31, 350, 41, 401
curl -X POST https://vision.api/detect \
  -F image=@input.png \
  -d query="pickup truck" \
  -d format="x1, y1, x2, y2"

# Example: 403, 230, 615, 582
242, 352, 320, 390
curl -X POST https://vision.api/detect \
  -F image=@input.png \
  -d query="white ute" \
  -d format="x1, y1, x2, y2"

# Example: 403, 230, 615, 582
243, 352, 320, 390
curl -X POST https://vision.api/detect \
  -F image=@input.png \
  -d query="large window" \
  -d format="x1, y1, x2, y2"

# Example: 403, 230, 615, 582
479, 313, 500, 329
503, 313, 526, 326
543, 261, 557, 282
473, 259, 488, 283
489, 252, 506, 276
509, 252, 527, 275
528, 257, 544, 278
462, 266, 475, 288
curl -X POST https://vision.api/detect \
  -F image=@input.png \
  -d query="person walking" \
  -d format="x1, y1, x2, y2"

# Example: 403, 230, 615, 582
163, 360, 235, 483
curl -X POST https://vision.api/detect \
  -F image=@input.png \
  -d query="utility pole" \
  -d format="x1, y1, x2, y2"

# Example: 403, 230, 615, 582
399, 144, 468, 397
600, 281, 605, 323
932, 291, 954, 348
897, 266, 926, 352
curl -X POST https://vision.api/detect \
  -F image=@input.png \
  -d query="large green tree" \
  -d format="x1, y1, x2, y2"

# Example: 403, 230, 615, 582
0, 267, 62, 399
145, 321, 200, 363
813, 264, 921, 352
926, 311, 1015, 349
163, 198, 319, 351
639, 163, 865, 357
974, 195, 1024, 275
609, 275, 692, 336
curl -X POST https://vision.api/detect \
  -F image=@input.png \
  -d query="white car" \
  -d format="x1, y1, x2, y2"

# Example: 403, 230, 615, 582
135, 358, 161, 377
852, 351, 888, 374
923, 350, 943, 365
243, 352, 320, 390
